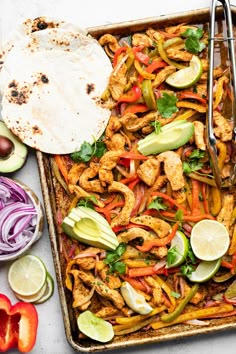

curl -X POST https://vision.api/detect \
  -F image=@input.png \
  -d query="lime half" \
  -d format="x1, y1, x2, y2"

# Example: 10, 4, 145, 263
165, 55, 202, 89
190, 219, 230, 261
188, 258, 222, 283
8, 254, 47, 296
167, 230, 189, 268
77, 311, 114, 343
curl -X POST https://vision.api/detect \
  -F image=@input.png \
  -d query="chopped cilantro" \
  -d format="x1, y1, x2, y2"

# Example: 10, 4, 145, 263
175, 209, 184, 222
77, 196, 97, 209
156, 92, 179, 118
183, 149, 205, 173
150, 120, 162, 134
167, 246, 179, 266
181, 263, 195, 276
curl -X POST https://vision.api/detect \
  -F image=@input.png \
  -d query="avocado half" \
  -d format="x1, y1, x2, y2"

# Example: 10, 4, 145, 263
0, 121, 28, 173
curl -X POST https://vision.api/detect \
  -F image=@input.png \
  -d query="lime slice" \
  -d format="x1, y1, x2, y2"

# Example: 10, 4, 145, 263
8, 254, 47, 296
190, 220, 230, 261
120, 281, 153, 315
77, 310, 114, 343
13, 282, 47, 303
167, 231, 189, 268
35, 272, 54, 304
165, 55, 202, 89
187, 258, 222, 283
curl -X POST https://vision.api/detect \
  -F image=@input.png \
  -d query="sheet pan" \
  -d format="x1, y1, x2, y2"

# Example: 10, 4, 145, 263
36, 6, 236, 352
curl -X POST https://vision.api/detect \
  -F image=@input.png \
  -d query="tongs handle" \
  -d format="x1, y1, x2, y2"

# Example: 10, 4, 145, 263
207, 0, 236, 188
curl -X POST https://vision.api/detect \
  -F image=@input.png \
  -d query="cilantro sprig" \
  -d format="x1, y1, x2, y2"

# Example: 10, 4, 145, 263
183, 149, 205, 173
181, 27, 206, 54
156, 92, 178, 118
70, 138, 106, 163
77, 196, 97, 209
104, 243, 127, 275
147, 197, 167, 211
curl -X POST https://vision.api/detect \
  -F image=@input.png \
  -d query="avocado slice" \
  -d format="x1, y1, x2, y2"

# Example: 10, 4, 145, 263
0, 121, 28, 173
138, 120, 194, 155
62, 206, 119, 250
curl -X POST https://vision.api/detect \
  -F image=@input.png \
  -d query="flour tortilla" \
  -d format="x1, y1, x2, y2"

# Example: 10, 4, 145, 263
0, 28, 112, 154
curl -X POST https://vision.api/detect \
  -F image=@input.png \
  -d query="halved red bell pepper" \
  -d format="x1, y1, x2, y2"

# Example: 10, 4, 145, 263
0, 294, 38, 353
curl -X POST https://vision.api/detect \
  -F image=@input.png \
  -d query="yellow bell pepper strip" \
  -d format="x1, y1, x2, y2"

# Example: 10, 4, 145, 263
216, 141, 227, 170
146, 60, 168, 73
115, 305, 166, 325
188, 172, 217, 187
117, 86, 142, 104
213, 76, 228, 109
113, 316, 157, 335
157, 38, 186, 70
122, 103, 149, 116
163, 37, 184, 49
141, 79, 156, 110
176, 100, 207, 112
154, 275, 176, 310
152, 303, 234, 329
161, 284, 199, 323
229, 225, 236, 255
176, 91, 207, 105
113, 46, 128, 67
134, 59, 155, 80
136, 222, 179, 252
209, 186, 222, 216
174, 109, 196, 121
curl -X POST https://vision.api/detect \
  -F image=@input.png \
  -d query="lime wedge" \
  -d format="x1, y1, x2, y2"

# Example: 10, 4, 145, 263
167, 231, 189, 268
77, 310, 114, 343
190, 220, 230, 261
120, 281, 153, 314
8, 254, 47, 296
187, 258, 222, 283
165, 55, 202, 89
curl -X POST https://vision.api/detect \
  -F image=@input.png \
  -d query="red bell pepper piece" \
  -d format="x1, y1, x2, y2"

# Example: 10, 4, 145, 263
132, 46, 151, 65
0, 294, 38, 353
122, 103, 149, 116
113, 46, 128, 67
117, 86, 142, 104
176, 91, 207, 105
146, 60, 168, 73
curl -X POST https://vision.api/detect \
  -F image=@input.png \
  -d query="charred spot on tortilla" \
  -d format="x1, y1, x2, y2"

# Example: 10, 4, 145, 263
41, 74, 49, 83
32, 125, 42, 135
7, 85, 30, 105
87, 83, 95, 95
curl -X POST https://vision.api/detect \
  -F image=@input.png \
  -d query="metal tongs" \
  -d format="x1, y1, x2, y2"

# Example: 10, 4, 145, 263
207, 0, 236, 188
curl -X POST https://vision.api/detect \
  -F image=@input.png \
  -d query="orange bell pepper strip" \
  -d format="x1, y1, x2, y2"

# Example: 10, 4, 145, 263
117, 85, 142, 104
160, 211, 215, 221
136, 222, 179, 252
151, 191, 188, 215
122, 103, 149, 116
176, 91, 207, 105
146, 60, 168, 73
128, 265, 168, 277
201, 183, 209, 214
191, 179, 201, 215
119, 151, 148, 160
54, 155, 69, 184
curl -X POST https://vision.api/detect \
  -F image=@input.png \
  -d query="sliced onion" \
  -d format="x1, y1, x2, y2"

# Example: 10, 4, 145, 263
0, 176, 37, 258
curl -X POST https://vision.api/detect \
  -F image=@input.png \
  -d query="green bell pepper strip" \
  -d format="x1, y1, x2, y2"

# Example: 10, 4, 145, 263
161, 284, 199, 323
141, 79, 156, 110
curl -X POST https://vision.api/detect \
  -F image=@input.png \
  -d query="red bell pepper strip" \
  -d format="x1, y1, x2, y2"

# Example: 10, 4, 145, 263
151, 191, 189, 215
122, 103, 149, 116
117, 86, 142, 104
113, 46, 128, 67
146, 60, 168, 73
0, 293, 38, 353
136, 222, 179, 252
119, 151, 148, 160
176, 91, 207, 105
133, 46, 151, 65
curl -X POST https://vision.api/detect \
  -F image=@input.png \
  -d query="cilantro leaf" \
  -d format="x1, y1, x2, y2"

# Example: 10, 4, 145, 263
167, 246, 179, 266
189, 149, 205, 159
181, 263, 195, 276
77, 196, 97, 209
150, 120, 162, 134
181, 27, 206, 54
148, 197, 167, 211
183, 149, 205, 173
175, 209, 184, 222
104, 243, 127, 275
156, 92, 178, 118
70, 139, 106, 163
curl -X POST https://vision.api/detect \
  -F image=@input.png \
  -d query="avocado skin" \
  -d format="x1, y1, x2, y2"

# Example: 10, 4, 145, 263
62, 206, 119, 250
0, 121, 28, 173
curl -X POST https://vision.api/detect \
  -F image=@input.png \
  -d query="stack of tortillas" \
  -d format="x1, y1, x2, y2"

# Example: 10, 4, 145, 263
0, 17, 112, 154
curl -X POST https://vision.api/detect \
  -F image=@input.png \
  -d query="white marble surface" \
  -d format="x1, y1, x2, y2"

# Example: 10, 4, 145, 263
1, 0, 236, 353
